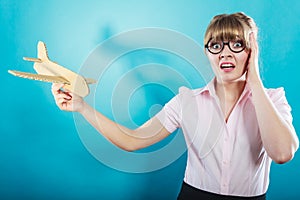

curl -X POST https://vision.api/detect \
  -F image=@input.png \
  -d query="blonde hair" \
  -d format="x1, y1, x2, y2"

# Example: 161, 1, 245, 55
204, 12, 258, 49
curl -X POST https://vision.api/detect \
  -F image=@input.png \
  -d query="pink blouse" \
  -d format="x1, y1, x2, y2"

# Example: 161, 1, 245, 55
156, 79, 293, 196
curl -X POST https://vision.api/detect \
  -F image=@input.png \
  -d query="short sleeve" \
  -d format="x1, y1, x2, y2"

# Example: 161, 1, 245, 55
155, 94, 182, 133
267, 87, 293, 124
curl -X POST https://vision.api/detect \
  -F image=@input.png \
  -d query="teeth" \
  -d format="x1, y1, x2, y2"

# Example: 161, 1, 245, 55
221, 64, 235, 68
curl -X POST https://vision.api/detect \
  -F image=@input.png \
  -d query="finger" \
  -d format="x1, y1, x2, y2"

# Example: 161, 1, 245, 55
59, 101, 69, 111
249, 32, 254, 49
59, 86, 72, 94
61, 102, 68, 110
52, 83, 64, 91
58, 97, 70, 105
55, 93, 72, 101
51, 83, 65, 94
249, 32, 258, 51
56, 88, 73, 100
63, 91, 72, 98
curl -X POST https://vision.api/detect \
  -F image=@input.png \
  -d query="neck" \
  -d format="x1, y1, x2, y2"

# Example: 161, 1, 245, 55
214, 78, 246, 102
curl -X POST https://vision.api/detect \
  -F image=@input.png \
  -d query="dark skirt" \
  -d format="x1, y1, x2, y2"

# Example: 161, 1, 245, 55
177, 182, 266, 200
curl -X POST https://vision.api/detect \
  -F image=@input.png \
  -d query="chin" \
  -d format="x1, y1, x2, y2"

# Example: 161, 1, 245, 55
217, 74, 246, 83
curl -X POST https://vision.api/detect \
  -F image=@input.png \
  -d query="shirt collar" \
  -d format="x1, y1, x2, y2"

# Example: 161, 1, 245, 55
192, 78, 217, 97
192, 77, 252, 100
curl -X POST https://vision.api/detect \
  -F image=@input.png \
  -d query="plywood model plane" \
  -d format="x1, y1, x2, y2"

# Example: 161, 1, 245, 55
8, 41, 96, 97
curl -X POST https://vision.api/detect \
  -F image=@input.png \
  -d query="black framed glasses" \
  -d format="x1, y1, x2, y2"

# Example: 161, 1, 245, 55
205, 38, 246, 54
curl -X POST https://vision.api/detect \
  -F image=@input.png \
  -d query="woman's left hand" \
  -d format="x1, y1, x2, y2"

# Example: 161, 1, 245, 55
246, 32, 262, 87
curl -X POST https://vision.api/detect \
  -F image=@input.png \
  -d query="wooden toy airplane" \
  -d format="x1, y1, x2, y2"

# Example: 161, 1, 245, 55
8, 41, 96, 97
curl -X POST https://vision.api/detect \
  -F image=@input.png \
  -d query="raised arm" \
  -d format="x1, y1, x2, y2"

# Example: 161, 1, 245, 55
247, 33, 299, 164
51, 83, 171, 151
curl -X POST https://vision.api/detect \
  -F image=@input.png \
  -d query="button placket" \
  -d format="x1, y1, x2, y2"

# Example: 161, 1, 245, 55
220, 129, 231, 194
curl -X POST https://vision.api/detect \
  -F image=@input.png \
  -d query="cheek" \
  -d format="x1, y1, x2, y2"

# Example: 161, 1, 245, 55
238, 52, 250, 67
207, 54, 219, 67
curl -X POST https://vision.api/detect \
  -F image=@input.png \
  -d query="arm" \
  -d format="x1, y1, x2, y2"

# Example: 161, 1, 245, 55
247, 33, 299, 164
51, 84, 171, 152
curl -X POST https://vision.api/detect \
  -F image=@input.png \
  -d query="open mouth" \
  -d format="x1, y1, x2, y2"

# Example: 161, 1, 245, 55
220, 63, 235, 69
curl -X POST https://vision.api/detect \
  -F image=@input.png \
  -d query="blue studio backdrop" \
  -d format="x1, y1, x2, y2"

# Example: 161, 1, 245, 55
1, 0, 300, 199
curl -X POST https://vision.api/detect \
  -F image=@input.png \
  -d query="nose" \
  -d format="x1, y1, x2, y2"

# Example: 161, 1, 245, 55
219, 44, 233, 59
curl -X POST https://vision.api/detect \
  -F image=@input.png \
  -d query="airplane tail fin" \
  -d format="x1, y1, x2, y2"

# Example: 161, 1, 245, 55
37, 41, 50, 61
23, 41, 50, 62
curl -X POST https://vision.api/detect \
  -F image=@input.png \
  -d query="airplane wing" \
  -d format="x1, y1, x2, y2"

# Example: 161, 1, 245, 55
8, 70, 71, 84
8, 41, 96, 97
84, 78, 97, 84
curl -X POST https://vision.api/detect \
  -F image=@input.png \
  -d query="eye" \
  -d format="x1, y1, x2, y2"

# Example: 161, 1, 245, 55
210, 42, 222, 50
232, 41, 244, 48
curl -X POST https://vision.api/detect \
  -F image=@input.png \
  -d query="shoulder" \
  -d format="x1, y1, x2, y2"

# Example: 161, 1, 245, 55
264, 87, 293, 121
265, 87, 286, 100
264, 87, 291, 107
178, 86, 207, 97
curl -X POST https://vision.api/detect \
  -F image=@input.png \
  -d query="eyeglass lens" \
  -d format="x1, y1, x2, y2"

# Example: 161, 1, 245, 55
206, 39, 245, 54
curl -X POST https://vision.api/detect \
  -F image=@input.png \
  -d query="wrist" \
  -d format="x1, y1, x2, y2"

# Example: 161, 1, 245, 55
247, 71, 262, 89
77, 101, 89, 114
248, 77, 264, 97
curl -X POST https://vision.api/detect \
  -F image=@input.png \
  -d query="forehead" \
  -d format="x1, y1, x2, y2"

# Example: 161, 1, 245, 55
205, 15, 246, 43
210, 26, 244, 41
209, 36, 243, 42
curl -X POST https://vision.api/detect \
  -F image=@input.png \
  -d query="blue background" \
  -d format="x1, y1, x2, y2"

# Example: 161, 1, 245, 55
1, 0, 300, 199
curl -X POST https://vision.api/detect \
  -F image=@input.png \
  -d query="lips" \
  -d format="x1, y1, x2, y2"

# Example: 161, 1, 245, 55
220, 62, 235, 69
219, 62, 235, 73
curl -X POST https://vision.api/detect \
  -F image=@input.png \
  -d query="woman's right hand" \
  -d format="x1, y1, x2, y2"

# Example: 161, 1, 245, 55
51, 83, 85, 112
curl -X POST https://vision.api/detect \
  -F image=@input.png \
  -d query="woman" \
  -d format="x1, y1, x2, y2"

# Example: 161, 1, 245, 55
52, 12, 299, 199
